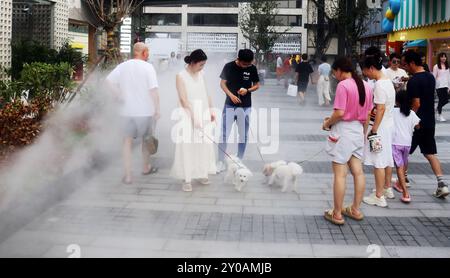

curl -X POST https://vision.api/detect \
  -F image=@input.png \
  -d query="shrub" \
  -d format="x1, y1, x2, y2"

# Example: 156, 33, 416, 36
9, 41, 85, 80
0, 96, 52, 158
0, 62, 76, 161
20, 62, 75, 102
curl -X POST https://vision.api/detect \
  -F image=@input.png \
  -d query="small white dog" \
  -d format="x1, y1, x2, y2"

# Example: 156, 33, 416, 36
262, 160, 288, 182
263, 161, 303, 193
224, 155, 253, 192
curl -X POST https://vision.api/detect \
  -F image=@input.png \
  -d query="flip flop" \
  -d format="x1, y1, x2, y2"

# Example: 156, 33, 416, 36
142, 167, 158, 175
324, 209, 345, 225
400, 195, 411, 203
341, 206, 364, 221
393, 181, 404, 193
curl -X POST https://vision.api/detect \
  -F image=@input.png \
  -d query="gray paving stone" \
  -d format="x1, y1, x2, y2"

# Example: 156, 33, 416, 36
1, 80, 450, 257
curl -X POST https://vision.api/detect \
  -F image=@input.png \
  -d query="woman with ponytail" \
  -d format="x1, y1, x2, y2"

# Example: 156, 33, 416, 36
171, 49, 217, 192
361, 46, 396, 208
322, 57, 373, 225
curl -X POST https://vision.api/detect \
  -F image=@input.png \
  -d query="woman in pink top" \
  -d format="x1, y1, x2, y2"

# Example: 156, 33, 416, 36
322, 57, 373, 225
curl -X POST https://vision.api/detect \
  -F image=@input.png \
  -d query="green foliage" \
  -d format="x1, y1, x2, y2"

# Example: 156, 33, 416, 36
0, 80, 25, 109
56, 42, 86, 67
239, 1, 289, 59
20, 62, 75, 102
9, 41, 58, 80
9, 41, 85, 80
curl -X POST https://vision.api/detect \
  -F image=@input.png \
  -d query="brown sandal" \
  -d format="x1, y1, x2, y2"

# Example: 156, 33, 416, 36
341, 206, 364, 221
324, 209, 345, 225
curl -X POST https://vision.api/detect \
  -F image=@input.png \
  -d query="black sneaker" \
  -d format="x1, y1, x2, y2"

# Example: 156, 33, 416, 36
433, 182, 450, 199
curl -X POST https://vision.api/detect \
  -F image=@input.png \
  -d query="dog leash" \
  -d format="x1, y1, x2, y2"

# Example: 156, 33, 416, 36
248, 125, 267, 165
197, 127, 243, 169
296, 148, 325, 165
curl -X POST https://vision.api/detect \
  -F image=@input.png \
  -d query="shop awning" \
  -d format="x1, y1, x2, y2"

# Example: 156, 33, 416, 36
394, 0, 450, 31
404, 39, 427, 48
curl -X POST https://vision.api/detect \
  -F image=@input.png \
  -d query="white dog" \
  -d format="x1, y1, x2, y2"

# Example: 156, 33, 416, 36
264, 161, 303, 193
262, 160, 288, 182
224, 155, 253, 192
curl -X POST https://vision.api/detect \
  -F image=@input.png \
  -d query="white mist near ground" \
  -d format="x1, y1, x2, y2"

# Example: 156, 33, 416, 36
0, 52, 237, 217
0, 70, 124, 213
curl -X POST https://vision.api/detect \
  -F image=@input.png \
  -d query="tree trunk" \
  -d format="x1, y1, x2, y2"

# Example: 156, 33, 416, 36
346, 0, 356, 56
104, 26, 122, 65
337, 0, 346, 56
316, 0, 325, 58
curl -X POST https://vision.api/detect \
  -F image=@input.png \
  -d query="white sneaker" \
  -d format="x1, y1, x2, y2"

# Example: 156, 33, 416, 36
363, 192, 388, 207
216, 161, 226, 173
433, 183, 450, 199
438, 114, 447, 122
384, 187, 395, 199
371, 187, 395, 199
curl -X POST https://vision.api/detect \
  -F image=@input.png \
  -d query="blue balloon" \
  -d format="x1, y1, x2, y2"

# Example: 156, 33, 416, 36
382, 18, 394, 33
389, 0, 402, 15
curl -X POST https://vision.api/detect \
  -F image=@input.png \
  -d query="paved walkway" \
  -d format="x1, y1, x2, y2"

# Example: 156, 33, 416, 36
0, 79, 449, 258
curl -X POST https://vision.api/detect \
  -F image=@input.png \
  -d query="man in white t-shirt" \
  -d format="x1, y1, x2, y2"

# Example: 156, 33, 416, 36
385, 53, 409, 92
106, 42, 161, 184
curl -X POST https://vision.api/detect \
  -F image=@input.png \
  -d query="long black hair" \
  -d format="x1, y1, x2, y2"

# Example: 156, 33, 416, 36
437, 53, 449, 70
396, 90, 411, 117
332, 57, 366, 106
361, 46, 383, 70
184, 49, 207, 64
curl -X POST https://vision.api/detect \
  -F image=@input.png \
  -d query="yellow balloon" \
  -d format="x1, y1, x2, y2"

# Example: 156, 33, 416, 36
385, 9, 395, 21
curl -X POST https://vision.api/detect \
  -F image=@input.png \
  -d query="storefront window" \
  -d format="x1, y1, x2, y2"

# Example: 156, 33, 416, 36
430, 38, 450, 68
277, 1, 302, 8
188, 14, 238, 27
144, 14, 182, 26
188, 3, 238, 7
274, 15, 302, 27
147, 32, 182, 39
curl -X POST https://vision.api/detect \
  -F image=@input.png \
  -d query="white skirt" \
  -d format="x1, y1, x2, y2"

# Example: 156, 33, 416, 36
325, 121, 365, 164
364, 122, 394, 168
170, 112, 217, 182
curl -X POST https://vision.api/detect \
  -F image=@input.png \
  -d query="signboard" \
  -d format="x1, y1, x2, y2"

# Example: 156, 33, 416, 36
187, 33, 237, 53
271, 33, 302, 54
120, 17, 132, 54
145, 38, 181, 61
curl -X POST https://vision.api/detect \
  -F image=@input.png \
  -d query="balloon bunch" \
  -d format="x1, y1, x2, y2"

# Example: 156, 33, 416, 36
382, 0, 402, 33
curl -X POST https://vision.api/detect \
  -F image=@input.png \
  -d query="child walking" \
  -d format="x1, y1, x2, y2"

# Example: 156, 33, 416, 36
392, 90, 420, 203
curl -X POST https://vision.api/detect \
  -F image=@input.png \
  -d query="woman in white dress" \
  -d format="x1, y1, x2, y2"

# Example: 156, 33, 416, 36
171, 49, 217, 192
360, 47, 396, 208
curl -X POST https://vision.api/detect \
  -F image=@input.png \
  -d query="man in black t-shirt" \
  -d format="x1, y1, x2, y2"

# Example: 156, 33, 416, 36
217, 49, 260, 172
402, 50, 449, 199
296, 53, 314, 104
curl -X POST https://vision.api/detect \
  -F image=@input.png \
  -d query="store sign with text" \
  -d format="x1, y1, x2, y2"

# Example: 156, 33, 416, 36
120, 17, 132, 54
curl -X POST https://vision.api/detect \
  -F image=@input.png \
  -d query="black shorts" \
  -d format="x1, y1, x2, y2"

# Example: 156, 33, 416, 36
409, 127, 437, 155
297, 81, 308, 92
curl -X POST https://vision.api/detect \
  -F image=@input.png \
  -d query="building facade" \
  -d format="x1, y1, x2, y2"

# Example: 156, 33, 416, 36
12, 0, 68, 50
360, 0, 388, 54
0, 0, 12, 80
141, 1, 308, 55
387, 0, 450, 68
306, 0, 339, 58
